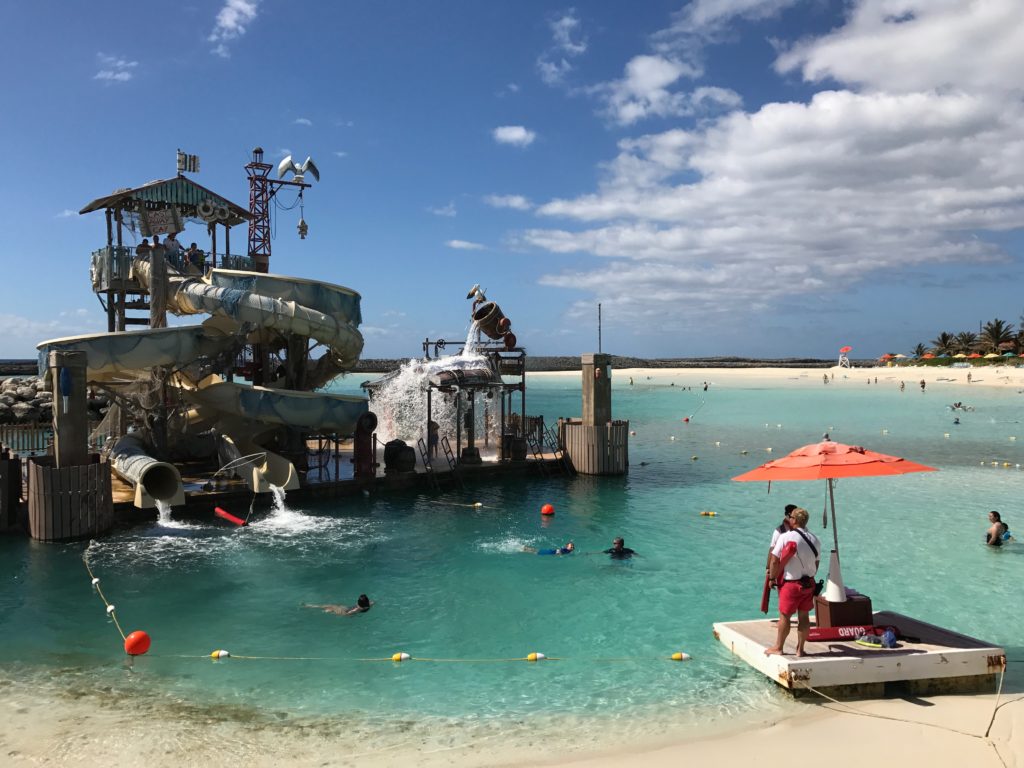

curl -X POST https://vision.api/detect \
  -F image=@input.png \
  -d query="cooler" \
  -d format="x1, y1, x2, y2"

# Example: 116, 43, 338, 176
814, 593, 873, 628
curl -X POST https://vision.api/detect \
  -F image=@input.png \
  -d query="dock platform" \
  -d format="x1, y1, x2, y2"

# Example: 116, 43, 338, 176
713, 611, 1006, 697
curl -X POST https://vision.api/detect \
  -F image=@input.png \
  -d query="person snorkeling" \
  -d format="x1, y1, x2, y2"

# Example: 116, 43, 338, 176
304, 594, 374, 615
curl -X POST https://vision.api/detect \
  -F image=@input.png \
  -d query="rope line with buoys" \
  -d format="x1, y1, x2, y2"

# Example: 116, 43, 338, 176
82, 561, 694, 666
83, 556, 151, 655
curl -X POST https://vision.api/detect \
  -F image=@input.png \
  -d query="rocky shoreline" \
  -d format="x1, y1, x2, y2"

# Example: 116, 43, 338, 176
0, 376, 110, 425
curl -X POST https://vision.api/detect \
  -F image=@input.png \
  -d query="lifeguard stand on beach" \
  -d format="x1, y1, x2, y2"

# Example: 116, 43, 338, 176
838, 345, 852, 368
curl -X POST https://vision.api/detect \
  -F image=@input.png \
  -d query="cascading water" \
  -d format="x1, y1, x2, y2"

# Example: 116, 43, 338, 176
270, 484, 287, 515
155, 499, 173, 525
368, 320, 501, 445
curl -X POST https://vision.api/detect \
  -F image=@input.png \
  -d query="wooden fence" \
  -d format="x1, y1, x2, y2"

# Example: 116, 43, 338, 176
27, 455, 113, 542
559, 419, 629, 475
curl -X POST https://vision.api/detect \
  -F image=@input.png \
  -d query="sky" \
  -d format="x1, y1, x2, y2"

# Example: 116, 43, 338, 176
2, 0, 1024, 361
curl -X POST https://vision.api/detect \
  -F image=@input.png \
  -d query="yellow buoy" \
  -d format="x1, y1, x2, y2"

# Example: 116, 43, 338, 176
526, 652, 546, 662
700, 511, 716, 517
473, 502, 483, 508
210, 649, 231, 659
670, 652, 691, 661
392, 652, 411, 662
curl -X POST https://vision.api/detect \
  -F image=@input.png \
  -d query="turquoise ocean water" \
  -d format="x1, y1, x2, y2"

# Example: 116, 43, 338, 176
2, 369, 1022, 751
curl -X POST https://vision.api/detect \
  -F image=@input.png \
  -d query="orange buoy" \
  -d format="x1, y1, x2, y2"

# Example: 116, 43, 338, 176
683, 417, 689, 422
540, 503, 555, 516
124, 630, 151, 656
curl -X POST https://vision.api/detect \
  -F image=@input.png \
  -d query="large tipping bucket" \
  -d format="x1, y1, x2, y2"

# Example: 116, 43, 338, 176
472, 302, 506, 340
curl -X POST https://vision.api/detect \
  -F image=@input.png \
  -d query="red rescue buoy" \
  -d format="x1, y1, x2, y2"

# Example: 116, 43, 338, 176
541, 503, 555, 516
503, 331, 517, 351
124, 630, 151, 656
215, 507, 247, 526
683, 417, 689, 423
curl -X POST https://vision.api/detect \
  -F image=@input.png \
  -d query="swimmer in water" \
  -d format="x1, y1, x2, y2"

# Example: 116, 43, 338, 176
603, 537, 637, 559
523, 541, 575, 555
986, 511, 1010, 547
304, 594, 373, 615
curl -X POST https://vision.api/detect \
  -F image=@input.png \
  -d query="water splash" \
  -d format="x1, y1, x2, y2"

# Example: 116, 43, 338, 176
270, 485, 287, 515
368, 319, 500, 444
155, 499, 172, 525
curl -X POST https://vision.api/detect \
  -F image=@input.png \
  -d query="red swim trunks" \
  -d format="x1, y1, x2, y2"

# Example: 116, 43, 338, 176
778, 581, 814, 615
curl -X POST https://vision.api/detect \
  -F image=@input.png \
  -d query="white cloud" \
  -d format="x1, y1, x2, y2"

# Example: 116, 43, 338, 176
427, 202, 457, 217
208, 0, 259, 58
521, 82, 1024, 328
776, 0, 1024, 94
537, 9, 588, 86
278, 147, 292, 158
446, 240, 486, 250
333, 150, 348, 158
93, 53, 137, 83
56, 209, 77, 218
294, 117, 312, 126
484, 194, 533, 211
493, 125, 537, 147
598, 55, 720, 125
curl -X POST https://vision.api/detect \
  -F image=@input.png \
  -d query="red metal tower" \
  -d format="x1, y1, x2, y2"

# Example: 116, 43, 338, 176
246, 147, 273, 273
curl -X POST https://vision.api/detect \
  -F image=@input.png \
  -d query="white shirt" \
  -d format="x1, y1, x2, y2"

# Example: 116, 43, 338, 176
164, 235, 182, 254
772, 528, 821, 581
769, 523, 787, 550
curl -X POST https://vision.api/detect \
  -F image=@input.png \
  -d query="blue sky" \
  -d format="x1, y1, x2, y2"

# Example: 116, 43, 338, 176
2, 0, 1023, 360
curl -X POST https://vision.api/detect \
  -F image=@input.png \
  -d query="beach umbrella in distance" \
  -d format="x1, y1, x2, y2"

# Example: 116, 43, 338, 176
984, 352, 1001, 359
879, 353, 894, 361
893, 353, 907, 359
922, 353, 935, 359
1003, 351, 1016, 357
968, 353, 982, 359
734, 440, 936, 605
954, 353, 967, 359
839, 346, 852, 354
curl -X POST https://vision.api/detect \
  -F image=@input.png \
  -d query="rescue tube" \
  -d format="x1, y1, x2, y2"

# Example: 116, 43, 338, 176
198, 199, 217, 221
215, 506, 247, 526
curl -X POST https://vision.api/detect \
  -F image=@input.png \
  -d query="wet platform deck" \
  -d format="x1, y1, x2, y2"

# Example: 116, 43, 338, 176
713, 611, 1006, 697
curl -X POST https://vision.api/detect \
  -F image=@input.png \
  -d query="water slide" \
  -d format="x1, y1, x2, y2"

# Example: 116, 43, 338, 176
37, 264, 367, 506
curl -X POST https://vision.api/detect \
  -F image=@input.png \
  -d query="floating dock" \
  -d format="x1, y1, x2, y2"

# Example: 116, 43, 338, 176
713, 610, 1006, 697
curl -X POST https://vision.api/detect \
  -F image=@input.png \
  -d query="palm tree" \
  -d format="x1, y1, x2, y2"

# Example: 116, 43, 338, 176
954, 331, 978, 355
913, 342, 927, 358
930, 332, 956, 355
979, 319, 1015, 353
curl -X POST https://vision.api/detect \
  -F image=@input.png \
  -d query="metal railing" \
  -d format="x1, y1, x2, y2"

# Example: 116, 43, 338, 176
0, 425, 52, 457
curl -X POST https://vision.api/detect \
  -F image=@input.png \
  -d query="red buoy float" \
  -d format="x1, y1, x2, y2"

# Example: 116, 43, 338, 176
124, 630, 151, 656
541, 503, 555, 516
215, 507, 246, 526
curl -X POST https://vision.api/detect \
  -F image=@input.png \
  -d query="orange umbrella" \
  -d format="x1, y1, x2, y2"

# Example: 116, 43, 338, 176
922, 353, 935, 359
839, 346, 852, 354
733, 440, 937, 555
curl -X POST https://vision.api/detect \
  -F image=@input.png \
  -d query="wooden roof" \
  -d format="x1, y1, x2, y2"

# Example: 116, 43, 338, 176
80, 175, 251, 227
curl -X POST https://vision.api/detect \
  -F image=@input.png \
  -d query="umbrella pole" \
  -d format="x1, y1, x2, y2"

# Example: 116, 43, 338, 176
828, 478, 839, 556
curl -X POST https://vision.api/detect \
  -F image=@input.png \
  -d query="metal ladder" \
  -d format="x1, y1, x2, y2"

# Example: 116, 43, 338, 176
440, 436, 464, 489
525, 432, 550, 476
416, 438, 440, 491
544, 426, 575, 475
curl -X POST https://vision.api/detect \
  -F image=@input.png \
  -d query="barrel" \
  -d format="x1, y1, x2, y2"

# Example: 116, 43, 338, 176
472, 302, 507, 340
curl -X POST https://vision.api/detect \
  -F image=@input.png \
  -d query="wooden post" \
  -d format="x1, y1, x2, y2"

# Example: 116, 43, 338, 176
49, 350, 88, 469
149, 247, 168, 328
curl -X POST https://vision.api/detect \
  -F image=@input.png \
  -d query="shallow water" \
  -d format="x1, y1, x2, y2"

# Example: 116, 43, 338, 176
2, 369, 1022, 754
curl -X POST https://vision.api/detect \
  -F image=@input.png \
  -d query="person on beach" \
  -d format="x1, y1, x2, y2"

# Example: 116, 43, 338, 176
920, 379, 926, 392
304, 594, 373, 615
523, 541, 574, 555
986, 511, 1010, 547
603, 537, 636, 559
967, 371, 972, 384
900, 381, 905, 392
765, 507, 820, 657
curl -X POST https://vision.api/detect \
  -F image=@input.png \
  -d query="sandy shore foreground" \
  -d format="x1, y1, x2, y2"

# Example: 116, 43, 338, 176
2, 683, 1021, 767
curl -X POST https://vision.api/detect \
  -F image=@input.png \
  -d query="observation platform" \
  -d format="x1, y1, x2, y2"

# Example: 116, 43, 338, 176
713, 611, 1005, 697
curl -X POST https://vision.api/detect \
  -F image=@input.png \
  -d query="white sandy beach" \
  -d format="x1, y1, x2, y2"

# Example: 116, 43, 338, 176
537, 363, 1024, 390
